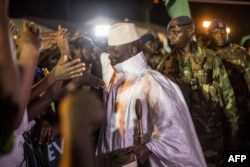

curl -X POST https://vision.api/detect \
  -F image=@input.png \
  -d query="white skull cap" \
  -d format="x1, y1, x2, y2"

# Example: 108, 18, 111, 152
108, 23, 140, 46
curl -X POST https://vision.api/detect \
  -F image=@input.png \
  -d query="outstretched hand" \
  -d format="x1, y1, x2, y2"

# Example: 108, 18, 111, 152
55, 25, 70, 55
48, 55, 86, 84
17, 21, 42, 53
71, 64, 105, 89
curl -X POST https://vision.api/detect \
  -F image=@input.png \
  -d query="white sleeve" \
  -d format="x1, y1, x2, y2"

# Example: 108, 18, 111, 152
100, 52, 114, 85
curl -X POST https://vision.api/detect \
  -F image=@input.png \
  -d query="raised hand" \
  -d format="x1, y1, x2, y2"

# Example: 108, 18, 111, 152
55, 25, 70, 55
70, 64, 105, 89
16, 21, 43, 125
17, 21, 42, 53
48, 55, 86, 85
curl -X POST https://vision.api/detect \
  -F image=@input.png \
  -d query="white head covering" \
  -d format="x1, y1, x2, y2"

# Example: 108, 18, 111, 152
108, 23, 140, 46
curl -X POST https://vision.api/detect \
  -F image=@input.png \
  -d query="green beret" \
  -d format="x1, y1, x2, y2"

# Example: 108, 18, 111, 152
167, 15, 194, 31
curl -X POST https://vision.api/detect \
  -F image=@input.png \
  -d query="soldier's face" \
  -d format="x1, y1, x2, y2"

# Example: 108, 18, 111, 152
167, 26, 190, 48
209, 28, 229, 47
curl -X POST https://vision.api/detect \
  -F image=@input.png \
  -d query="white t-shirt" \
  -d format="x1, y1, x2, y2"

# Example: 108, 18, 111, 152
0, 110, 35, 167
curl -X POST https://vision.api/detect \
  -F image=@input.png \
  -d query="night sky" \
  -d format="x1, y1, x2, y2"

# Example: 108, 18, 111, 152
8, 0, 250, 43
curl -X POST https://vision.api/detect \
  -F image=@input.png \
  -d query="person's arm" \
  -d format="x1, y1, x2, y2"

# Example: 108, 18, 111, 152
30, 56, 85, 101
238, 48, 250, 93
28, 77, 63, 121
13, 21, 43, 130
59, 90, 104, 167
0, 0, 19, 112
213, 56, 239, 148
30, 26, 86, 101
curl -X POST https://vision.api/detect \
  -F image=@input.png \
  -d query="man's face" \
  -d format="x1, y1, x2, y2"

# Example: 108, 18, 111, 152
108, 44, 131, 66
208, 28, 228, 47
167, 26, 190, 48
142, 40, 156, 55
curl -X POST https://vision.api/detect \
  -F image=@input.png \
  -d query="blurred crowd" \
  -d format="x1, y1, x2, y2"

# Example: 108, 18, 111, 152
1, 0, 250, 167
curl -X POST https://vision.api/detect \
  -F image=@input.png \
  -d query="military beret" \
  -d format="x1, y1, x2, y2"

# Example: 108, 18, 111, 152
140, 33, 155, 44
207, 19, 227, 32
167, 15, 194, 31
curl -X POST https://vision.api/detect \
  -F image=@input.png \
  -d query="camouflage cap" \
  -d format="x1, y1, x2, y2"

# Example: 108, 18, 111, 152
167, 15, 194, 31
207, 19, 227, 32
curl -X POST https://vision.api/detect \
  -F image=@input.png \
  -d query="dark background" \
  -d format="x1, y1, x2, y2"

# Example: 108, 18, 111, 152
8, 0, 250, 43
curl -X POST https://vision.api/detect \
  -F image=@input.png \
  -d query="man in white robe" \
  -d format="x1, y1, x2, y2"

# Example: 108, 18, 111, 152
96, 23, 206, 167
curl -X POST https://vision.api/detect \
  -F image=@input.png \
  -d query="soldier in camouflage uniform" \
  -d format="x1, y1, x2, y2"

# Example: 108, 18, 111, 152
207, 19, 250, 149
157, 16, 239, 167
140, 33, 165, 69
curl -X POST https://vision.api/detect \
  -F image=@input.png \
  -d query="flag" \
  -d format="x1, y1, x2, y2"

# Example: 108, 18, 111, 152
240, 34, 250, 46
165, 0, 191, 18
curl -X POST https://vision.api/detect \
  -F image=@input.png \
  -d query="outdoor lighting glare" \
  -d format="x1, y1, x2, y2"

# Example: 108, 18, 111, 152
226, 27, 230, 33
202, 21, 211, 28
95, 25, 111, 36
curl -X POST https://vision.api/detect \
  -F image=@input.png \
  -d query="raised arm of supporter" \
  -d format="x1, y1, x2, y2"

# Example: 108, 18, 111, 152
69, 64, 105, 89
30, 26, 86, 101
30, 55, 86, 101
28, 78, 63, 121
14, 21, 42, 129
55, 25, 70, 56
0, 0, 19, 103
0, 0, 20, 132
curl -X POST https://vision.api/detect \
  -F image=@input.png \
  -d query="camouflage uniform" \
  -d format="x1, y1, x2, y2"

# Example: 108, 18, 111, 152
145, 52, 164, 70
209, 43, 250, 149
157, 46, 239, 167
